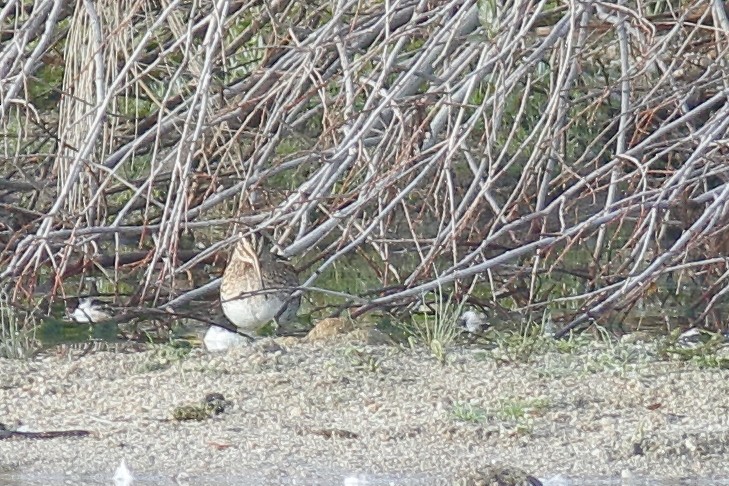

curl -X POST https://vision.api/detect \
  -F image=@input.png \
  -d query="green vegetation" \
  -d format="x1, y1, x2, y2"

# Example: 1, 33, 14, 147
658, 329, 729, 369
134, 342, 191, 373
493, 397, 550, 422
401, 287, 465, 363
451, 402, 487, 423
451, 398, 549, 427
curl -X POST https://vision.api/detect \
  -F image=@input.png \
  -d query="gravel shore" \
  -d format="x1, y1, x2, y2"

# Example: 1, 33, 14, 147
1, 337, 728, 485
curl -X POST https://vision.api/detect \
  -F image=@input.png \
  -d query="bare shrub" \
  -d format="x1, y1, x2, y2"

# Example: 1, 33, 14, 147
1, 0, 729, 337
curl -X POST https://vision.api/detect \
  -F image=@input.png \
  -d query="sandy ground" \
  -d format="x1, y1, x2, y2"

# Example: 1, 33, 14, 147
0, 337, 728, 485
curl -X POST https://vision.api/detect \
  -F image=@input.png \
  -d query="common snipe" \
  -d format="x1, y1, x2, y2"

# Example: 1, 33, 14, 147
219, 233, 300, 335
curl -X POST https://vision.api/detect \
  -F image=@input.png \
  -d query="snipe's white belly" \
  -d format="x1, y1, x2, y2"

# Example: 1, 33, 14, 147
221, 295, 286, 334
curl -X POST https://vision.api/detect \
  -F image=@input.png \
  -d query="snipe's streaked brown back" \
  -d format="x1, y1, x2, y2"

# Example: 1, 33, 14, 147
219, 233, 300, 335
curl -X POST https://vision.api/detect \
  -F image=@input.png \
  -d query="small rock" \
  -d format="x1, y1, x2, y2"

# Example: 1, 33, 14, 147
172, 393, 230, 421
203, 393, 230, 415
457, 465, 543, 486
172, 405, 211, 421
458, 310, 489, 334
276, 336, 301, 348
620, 331, 652, 344
346, 328, 392, 345
255, 337, 285, 354
305, 318, 355, 342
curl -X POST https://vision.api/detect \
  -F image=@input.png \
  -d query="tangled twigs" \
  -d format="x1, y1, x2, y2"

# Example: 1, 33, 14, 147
1, 0, 729, 332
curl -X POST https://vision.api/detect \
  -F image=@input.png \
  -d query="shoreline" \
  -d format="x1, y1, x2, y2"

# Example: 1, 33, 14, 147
1, 338, 728, 484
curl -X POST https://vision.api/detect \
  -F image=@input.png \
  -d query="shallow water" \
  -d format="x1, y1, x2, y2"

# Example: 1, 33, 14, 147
0, 470, 431, 486
2, 472, 729, 486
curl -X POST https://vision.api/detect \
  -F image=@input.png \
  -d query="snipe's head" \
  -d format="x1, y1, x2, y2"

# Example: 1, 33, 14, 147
233, 232, 260, 262
223, 233, 263, 286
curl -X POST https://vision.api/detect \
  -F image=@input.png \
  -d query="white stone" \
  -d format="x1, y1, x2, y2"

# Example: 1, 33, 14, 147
204, 326, 248, 352
71, 298, 111, 323
458, 310, 488, 333
113, 459, 134, 486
